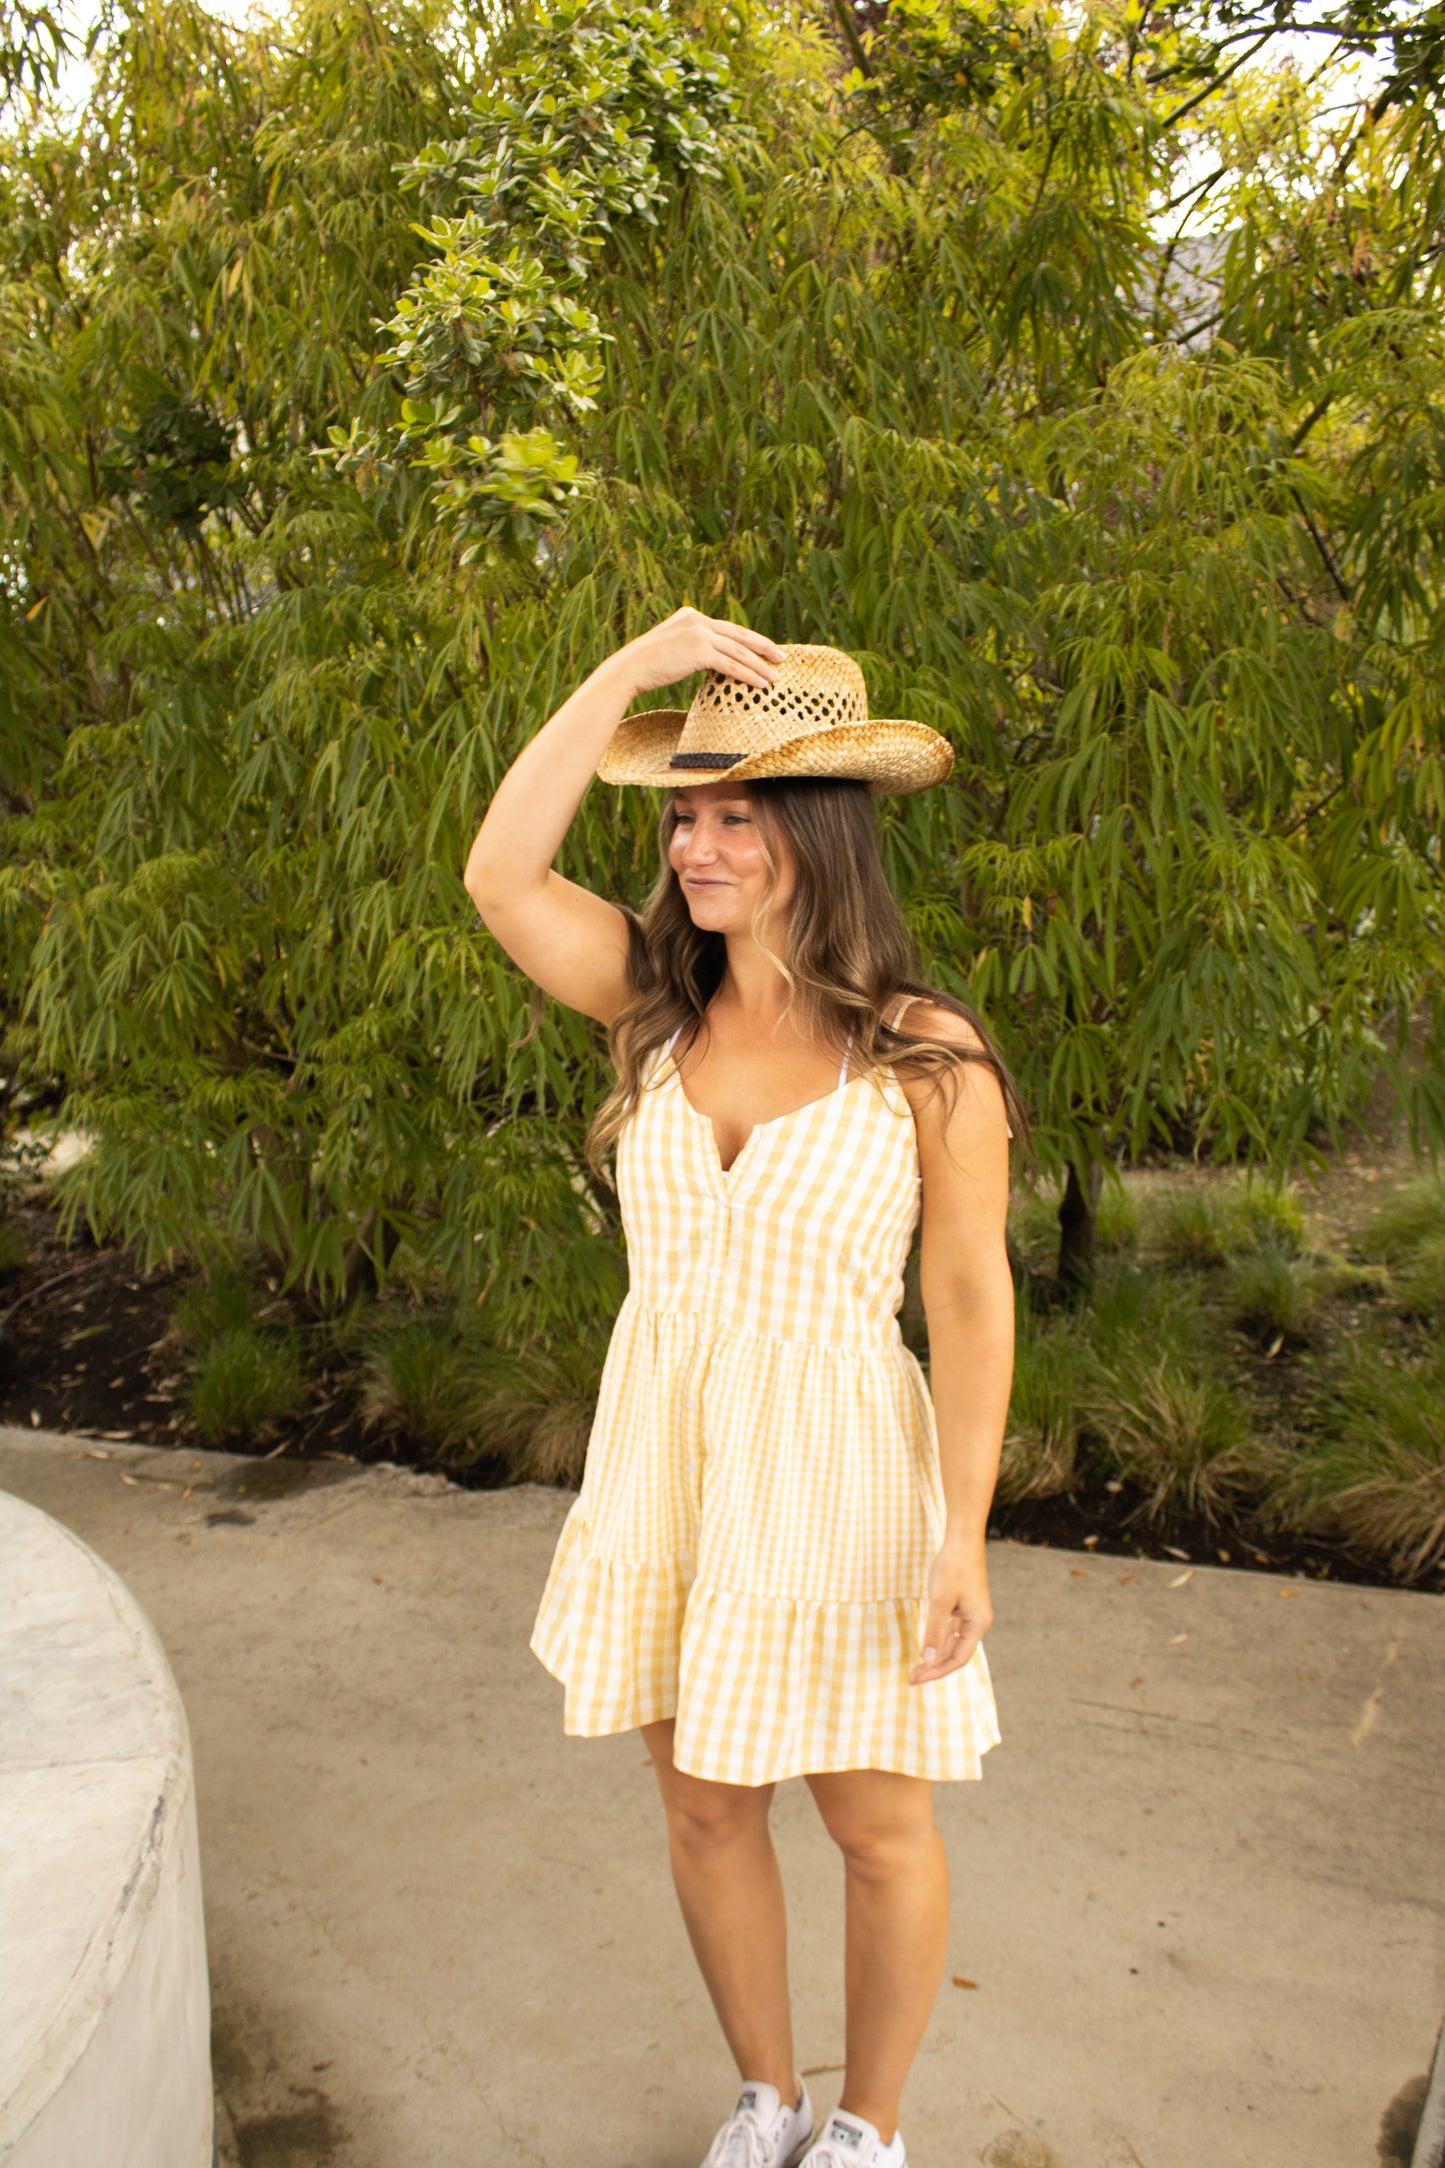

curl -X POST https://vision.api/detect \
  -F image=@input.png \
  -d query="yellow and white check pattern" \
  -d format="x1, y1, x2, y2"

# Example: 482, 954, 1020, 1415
531, 1026, 1002, 1785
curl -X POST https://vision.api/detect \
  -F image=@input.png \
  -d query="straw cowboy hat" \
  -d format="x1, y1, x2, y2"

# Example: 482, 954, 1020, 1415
596, 643, 955, 795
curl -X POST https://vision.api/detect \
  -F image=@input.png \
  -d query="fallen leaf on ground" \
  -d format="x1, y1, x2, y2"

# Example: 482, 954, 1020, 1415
1168, 1569, 1195, 1588
1351, 1687, 1383, 1747
1082, 1534, 1099, 1547
1169, 1632, 1188, 1646
1163, 1545, 1190, 1561
1118, 1574, 1134, 1584
1070, 1568, 1087, 1578
1278, 1589, 1298, 1599
83, 1448, 111, 1460
952, 1976, 978, 1990
1130, 1676, 1145, 1688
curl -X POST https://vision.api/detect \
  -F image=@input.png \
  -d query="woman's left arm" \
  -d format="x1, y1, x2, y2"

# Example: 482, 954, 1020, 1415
899, 1011, 1015, 1688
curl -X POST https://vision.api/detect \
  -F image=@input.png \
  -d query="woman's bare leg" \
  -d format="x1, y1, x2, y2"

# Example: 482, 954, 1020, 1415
642, 1718, 800, 2103
804, 1768, 949, 2144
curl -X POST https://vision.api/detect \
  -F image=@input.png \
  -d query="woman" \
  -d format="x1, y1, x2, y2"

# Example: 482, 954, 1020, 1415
465, 608, 1022, 2168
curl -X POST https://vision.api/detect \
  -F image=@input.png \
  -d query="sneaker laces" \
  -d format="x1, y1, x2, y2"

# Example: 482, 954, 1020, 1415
705, 2107, 782, 2168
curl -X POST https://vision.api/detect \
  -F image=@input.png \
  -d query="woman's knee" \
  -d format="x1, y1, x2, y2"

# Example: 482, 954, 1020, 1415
807, 1773, 940, 1879
656, 1764, 772, 1854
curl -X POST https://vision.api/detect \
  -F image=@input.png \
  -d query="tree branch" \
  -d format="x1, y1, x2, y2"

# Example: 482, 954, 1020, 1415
1276, 780, 1345, 839
1158, 31, 1278, 133
1292, 488, 1352, 603
1157, 160, 1227, 217
829, 0, 873, 79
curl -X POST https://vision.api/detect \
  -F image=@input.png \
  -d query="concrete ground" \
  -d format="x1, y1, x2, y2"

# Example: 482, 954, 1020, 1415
1, 1425, 1440, 2168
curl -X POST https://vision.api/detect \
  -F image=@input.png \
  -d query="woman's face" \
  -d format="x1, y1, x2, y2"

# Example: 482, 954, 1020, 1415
667, 783, 796, 934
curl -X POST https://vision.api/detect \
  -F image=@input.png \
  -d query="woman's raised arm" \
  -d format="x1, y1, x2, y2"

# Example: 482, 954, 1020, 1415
464, 608, 781, 1025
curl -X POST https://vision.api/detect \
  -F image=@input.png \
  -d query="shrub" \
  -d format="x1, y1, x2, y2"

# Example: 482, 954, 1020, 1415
1394, 1235, 1445, 1320
1225, 1250, 1319, 1341
358, 1317, 603, 1483
1314, 1253, 1391, 1300
451, 1342, 601, 1487
1229, 1182, 1309, 1256
357, 1318, 491, 1462
1146, 1176, 1309, 1268
1147, 1185, 1234, 1267
1267, 1346, 1445, 1581
998, 1305, 1084, 1501
187, 1324, 309, 1444
1007, 1185, 1063, 1274
1085, 1258, 1210, 1359
1079, 1346, 1259, 1524
1072, 1274, 1258, 1521
1095, 1182, 1140, 1254
171, 1261, 262, 1351
1356, 1179, 1445, 1265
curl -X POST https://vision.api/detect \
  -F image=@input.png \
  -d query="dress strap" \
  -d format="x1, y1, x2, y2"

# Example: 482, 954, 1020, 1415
883, 992, 1014, 1140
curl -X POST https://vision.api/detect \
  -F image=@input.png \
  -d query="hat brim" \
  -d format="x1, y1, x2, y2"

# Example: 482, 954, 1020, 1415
596, 713, 955, 795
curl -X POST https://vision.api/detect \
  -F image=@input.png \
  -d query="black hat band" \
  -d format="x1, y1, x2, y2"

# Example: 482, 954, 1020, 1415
668, 751, 744, 769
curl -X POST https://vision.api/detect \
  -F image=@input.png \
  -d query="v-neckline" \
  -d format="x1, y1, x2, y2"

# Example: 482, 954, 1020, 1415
662, 1046, 868, 1179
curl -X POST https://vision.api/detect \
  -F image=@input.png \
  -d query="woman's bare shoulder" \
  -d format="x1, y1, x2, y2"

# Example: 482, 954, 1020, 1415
881, 997, 1009, 1142
881, 995, 988, 1055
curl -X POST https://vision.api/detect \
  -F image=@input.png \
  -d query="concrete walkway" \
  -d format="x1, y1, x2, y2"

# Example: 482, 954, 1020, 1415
1, 1425, 1440, 2168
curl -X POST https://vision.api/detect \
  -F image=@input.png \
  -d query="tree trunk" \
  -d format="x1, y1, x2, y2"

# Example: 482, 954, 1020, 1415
341, 1204, 401, 1307
1057, 1158, 1103, 1297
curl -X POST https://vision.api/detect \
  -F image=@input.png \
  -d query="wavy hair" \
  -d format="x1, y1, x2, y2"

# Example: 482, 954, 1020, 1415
582, 776, 1030, 1176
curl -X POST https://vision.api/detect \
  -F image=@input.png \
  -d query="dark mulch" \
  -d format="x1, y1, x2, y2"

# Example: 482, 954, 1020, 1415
983, 1491, 1429, 1592
0, 1194, 1433, 1589
0, 1198, 466, 1478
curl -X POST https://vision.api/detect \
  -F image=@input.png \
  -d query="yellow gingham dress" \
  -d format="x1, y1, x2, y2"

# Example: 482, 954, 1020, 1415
530, 1000, 1003, 1786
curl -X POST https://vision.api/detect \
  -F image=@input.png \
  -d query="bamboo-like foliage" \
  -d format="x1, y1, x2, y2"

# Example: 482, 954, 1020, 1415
1, 0, 1441, 1336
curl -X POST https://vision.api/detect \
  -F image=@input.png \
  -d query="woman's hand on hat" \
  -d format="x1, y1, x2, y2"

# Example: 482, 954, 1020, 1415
614, 606, 783, 698
908, 1541, 994, 1686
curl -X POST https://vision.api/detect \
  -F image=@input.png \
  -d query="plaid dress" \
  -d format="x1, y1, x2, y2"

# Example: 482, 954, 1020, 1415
530, 1009, 1002, 1785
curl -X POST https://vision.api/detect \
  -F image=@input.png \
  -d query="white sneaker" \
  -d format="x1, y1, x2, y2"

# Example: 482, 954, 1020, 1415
799, 2108, 906, 2167
700, 2079, 815, 2168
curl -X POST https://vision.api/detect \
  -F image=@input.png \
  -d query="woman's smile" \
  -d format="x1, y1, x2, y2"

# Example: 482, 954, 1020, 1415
669, 784, 797, 924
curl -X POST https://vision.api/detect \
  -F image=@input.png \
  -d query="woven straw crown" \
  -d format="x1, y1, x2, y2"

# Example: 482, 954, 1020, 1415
596, 643, 954, 795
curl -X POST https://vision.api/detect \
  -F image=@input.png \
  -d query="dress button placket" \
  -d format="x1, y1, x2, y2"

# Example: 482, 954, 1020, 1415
685, 1160, 731, 1432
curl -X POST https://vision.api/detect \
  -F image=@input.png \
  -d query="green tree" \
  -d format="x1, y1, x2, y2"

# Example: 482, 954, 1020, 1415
1, 0, 1441, 1336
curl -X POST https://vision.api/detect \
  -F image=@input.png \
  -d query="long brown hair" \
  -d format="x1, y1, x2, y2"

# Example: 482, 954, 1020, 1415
583, 776, 1030, 1174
